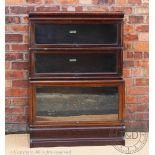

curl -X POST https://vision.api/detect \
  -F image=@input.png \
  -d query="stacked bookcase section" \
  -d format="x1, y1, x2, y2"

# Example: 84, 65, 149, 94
29, 12, 125, 147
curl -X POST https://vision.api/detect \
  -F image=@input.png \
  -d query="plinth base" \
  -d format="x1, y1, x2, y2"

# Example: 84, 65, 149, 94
30, 124, 125, 147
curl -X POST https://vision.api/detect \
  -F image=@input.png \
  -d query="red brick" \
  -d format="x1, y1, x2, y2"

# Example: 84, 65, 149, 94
6, 106, 25, 114
6, 71, 26, 79
134, 42, 149, 51
11, 44, 28, 51
26, 0, 42, 3
91, 0, 99, 5
126, 52, 133, 59
24, 53, 29, 61
142, 0, 148, 3
137, 96, 149, 103
5, 7, 9, 14
111, 7, 132, 14
5, 44, 10, 51
12, 80, 28, 88
5, 62, 11, 70
123, 69, 131, 78
135, 7, 149, 14
127, 87, 149, 95
6, 0, 25, 5
123, 61, 134, 68
135, 113, 149, 120
128, 0, 141, 4
134, 52, 143, 59
11, 115, 28, 123
75, 6, 83, 11
10, 6, 34, 14
125, 78, 133, 87
24, 106, 29, 115
6, 80, 12, 88
135, 25, 149, 32
12, 62, 29, 70
129, 16, 144, 24
59, 0, 78, 4
10, 25, 28, 32
126, 121, 148, 131
12, 98, 28, 105
135, 78, 149, 86
125, 96, 138, 104
5, 25, 9, 32
116, 0, 127, 4
144, 66, 149, 77
21, 16, 29, 24
124, 25, 134, 33
6, 88, 28, 97
127, 104, 148, 113
44, 0, 55, 3
132, 68, 144, 77
125, 112, 135, 120
124, 34, 138, 41
5, 16, 20, 24
123, 52, 127, 60
5, 98, 11, 106
5, 115, 12, 123
137, 103, 149, 112
145, 15, 149, 24
134, 61, 148, 68
86, 6, 109, 11
36, 6, 60, 12
124, 42, 132, 50
125, 112, 148, 121
61, 5, 83, 11
144, 52, 149, 58
138, 33, 149, 41
5, 53, 23, 61
99, 0, 115, 4
79, 0, 92, 4
6, 34, 23, 43
61, 6, 76, 11
23, 34, 28, 43
136, 104, 149, 112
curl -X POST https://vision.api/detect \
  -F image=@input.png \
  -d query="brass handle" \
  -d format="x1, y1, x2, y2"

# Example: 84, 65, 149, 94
69, 30, 77, 34
69, 58, 77, 62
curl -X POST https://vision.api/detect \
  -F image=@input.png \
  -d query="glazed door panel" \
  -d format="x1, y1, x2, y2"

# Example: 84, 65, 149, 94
34, 24, 118, 45
30, 80, 125, 124
30, 50, 122, 79
36, 86, 119, 122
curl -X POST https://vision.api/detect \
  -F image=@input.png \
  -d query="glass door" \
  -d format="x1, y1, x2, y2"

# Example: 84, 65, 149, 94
33, 84, 122, 123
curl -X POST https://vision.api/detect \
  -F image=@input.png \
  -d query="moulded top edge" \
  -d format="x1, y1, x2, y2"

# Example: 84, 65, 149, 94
29, 47, 124, 51
29, 79, 125, 84
29, 12, 124, 19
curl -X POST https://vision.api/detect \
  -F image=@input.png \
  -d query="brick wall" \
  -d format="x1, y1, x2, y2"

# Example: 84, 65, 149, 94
5, 0, 149, 133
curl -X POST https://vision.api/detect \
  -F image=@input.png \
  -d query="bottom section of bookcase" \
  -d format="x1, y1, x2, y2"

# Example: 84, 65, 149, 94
29, 125, 125, 147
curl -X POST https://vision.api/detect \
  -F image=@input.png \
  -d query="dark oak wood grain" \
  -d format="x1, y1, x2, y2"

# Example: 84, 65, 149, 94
29, 12, 124, 49
28, 12, 125, 148
30, 125, 125, 147
29, 49, 123, 80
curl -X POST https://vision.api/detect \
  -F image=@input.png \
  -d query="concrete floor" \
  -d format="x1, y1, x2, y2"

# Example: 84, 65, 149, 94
6, 133, 148, 155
